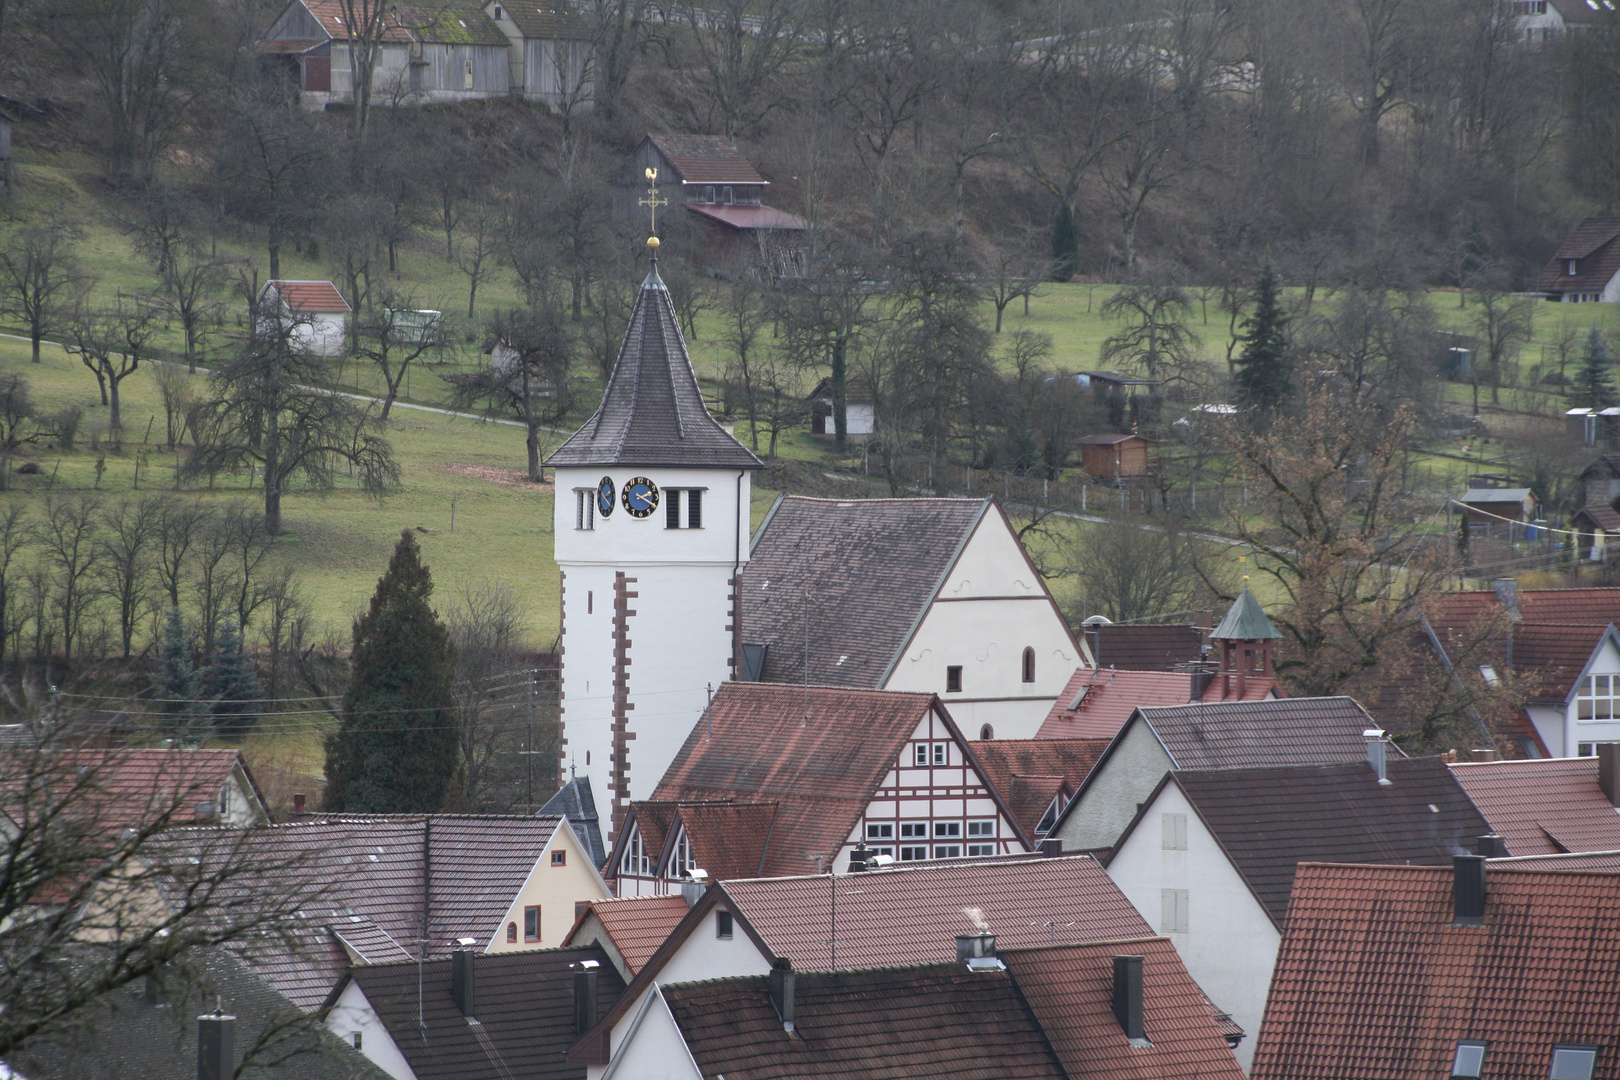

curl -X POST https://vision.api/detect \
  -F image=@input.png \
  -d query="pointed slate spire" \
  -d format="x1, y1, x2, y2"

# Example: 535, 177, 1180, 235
1210, 587, 1281, 641
546, 240, 761, 469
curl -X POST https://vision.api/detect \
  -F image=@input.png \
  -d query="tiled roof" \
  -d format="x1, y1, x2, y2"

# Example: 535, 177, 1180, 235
1161, 759, 1491, 925
156, 815, 569, 1010
346, 945, 625, 1080
635, 682, 942, 878
1460, 487, 1533, 504
568, 895, 689, 975
720, 855, 1153, 972
499, 3, 590, 39
1491, 849, 1620, 870
281, 0, 414, 42
1137, 696, 1386, 772
545, 263, 760, 469
1536, 217, 1620, 294
1450, 756, 1620, 856
969, 739, 1108, 837
684, 202, 807, 230
1252, 863, 1620, 1080
1085, 623, 1204, 671
1575, 503, 1620, 532
0, 747, 262, 833
400, 0, 507, 45
1430, 586, 1620, 629
646, 134, 767, 185
1002, 938, 1247, 1080
668, 801, 780, 880
1506, 622, 1609, 700
265, 279, 350, 312
661, 961, 1070, 1079
1210, 588, 1281, 640
1035, 668, 1275, 741
738, 495, 996, 688
1076, 433, 1147, 446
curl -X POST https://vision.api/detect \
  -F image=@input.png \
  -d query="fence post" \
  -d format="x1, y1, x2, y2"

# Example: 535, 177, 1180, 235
1082, 484, 1087, 512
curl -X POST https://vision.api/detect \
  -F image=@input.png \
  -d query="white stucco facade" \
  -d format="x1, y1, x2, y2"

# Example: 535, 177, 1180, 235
553, 465, 754, 839
599, 988, 704, 1080
1105, 781, 1280, 1073
1052, 717, 1173, 852
1526, 631, 1620, 757
884, 509, 1085, 739
324, 980, 419, 1080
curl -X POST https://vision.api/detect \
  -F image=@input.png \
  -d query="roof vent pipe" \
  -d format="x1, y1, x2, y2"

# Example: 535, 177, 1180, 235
1364, 729, 1392, 786
573, 960, 600, 1033
1600, 744, 1620, 807
197, 1011, 235, 1080
769, 958, 796, 1032
1476, 834, 1508, 858
1453, 855, 1487, 927
451, 950, 476, 1019
1112, 956, 1148, 1045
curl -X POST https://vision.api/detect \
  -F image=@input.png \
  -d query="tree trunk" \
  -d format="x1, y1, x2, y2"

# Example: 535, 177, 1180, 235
264, 408, 283, 536
30, 328, 40, 363
523, 370, 541, 482
108, 377, 122, 431
832, 334, 848, 452
268, 240, 281, 281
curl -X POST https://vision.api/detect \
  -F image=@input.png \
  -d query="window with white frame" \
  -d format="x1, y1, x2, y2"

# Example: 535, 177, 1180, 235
967, 820, 994, 837
1161, 888, 1189, 933
934, 821, 962, 839
669, 828, 694, 879
1551, 1047, 1598, 1080
1577, 674, 1620, 721
865, 822, 894, 856
933, 843, 962, 858
620, 826, 650, 876
933, 742, 947, 765
575, 489, 594, 530
1162, 813, 1188, 850
900, 844, 928, 861
900, 822, 927, 839
966, 822, 995, 856
913, 743, 929, 766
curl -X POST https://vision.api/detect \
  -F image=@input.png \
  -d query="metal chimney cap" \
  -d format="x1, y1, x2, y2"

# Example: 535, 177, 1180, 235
1362, 728, 1386, 739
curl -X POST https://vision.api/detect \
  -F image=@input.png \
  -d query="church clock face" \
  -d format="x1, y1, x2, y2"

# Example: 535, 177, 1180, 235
622, 476, 660, 518
596, 476, 616, 518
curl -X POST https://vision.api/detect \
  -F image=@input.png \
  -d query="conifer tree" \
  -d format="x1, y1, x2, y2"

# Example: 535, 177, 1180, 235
1233, 263, 1293, 420
1573, 325, 1617, 410
1050, 203, 1078, 282
198, 617, 262, 738
150, 607, 197, 733
324, 530, 458, 813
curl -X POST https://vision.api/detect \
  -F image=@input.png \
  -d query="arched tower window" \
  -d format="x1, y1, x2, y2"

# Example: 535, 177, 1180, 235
1021, 647, 1036, 683
980, 724, 994, 740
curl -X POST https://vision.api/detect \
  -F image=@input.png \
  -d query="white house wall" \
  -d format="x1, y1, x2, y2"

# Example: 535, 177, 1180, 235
1106, 782, 1280, 1074
599, 989, 704, 1080
324, 981, 419, 1080
884, 513, 1081, 740
1560, 635, 1620, 756
1053, 720, 1174, 852
554, 465, 753, 835
593, 904, 771, 1080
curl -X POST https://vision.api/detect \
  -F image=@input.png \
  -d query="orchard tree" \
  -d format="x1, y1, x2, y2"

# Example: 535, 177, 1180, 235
324, 531, 458, 813
0, 215, 93, 363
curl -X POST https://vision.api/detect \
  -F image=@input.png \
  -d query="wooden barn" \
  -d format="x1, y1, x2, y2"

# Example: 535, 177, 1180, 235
1077, 433, 1153, 479
1458, 487, 1539, 538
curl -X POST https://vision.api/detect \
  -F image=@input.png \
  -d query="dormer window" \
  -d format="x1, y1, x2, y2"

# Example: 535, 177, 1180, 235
723, 186, 734, 205
620, 825, 650, 876
1570, 259, 1580, 276
492, 3, 504, 16
1451, 1040, 1487, 1078
704, 185, 715, 203
669, 828, 693, 879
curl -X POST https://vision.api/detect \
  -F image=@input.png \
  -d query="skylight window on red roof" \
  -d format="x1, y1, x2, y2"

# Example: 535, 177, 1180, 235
1452, 1041, 1486, 1079
1551, 1046, 1598, 1080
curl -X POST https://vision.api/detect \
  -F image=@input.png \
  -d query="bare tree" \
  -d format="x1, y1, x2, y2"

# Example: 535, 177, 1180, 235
457, 302, 577, 482
153, 498, 211, 611
156, 241, 230, 372
218, 88, 329, 281
0, 504, 30, 668
0, 375, 45, 489
354, 288, 446, 421
0, 214, 93, 363
456, 207, 499, 320
62, 299, 159, 435
34, 496, 102, 666
1471, 278, 1535, 409
671, 0, 799, 139
1099, 285, 1201, 389
150, 362, 196, 450
445, 579, 532, 811
1065, 517, 1222, 624
96, 497, 160, 660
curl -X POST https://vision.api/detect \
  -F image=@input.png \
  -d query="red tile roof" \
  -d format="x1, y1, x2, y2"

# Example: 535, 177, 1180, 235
1253, 863, 1620, 1080
631, 683, 945, 879
1036, 667, 1276, 741
969, 739, 1108, 837
662, 961, 1070, 1079
1492, 849, 1620, 870
719, 855, 1153, 972
631, 800, 780, 881
156, 815, 572, 1010
567, 895, 689, 975
286, 0, 414, 42
1450, 757, 1620, 856
1085, 623, 1204, 671
647, 134, 767, 185
684, 202, 807, 230
1536, 217, 1620, 296
265, 279, 350, 312
0, 748, 262, 834
1003, 938, 1246, 1080
1431, 586, 1620, 629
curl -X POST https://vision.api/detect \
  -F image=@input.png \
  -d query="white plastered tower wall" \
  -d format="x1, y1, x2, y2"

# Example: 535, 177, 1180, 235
553, 465, 752, 828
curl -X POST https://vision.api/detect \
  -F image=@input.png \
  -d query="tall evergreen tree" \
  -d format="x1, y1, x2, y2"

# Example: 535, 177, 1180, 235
1050, 203, 1078, 282
1574, 325, 1618, 409
324, 530, 458, 813
198, 617, 262, 738
1233, 263, 1293, 419
150, 607, 197, 733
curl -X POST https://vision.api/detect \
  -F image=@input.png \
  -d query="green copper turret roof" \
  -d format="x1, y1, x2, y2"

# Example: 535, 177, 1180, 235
1210, 588, 1281, 640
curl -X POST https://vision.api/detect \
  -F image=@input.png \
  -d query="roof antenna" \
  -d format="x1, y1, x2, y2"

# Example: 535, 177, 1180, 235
705, 683, 714, 741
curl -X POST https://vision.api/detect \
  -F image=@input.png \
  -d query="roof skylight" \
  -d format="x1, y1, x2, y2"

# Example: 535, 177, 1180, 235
1551, 1046, 1599, 1080
1452, 1041, 1486, 1079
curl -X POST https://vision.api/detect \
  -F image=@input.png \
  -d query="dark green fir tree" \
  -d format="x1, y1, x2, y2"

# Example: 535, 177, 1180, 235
1573, 325, 1618, 410
199, 617, 262, 738
1051, 202, 1078, 282
150, 608, 197, 733
324, 530, 458, 813
1233, 263, 1293, 419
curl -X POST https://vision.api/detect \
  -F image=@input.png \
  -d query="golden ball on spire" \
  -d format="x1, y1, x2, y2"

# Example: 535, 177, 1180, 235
647, 236, 660, 249
1242, 575, 1250, 583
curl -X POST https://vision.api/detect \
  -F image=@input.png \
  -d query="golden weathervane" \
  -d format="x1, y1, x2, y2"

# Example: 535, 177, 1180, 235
639, 167, 667, 238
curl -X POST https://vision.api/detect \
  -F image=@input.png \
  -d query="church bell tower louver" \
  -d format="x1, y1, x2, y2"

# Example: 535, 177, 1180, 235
547, 216, 761, 844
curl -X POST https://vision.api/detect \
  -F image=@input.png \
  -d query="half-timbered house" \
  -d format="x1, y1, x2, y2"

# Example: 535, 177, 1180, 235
606, 683, 1030, 895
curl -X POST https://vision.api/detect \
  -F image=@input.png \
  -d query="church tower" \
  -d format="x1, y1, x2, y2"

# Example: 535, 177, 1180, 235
546, 234, 761, 842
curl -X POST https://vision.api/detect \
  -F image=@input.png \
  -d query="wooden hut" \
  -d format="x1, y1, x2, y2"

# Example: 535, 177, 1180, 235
1077, 433, 1153, 480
